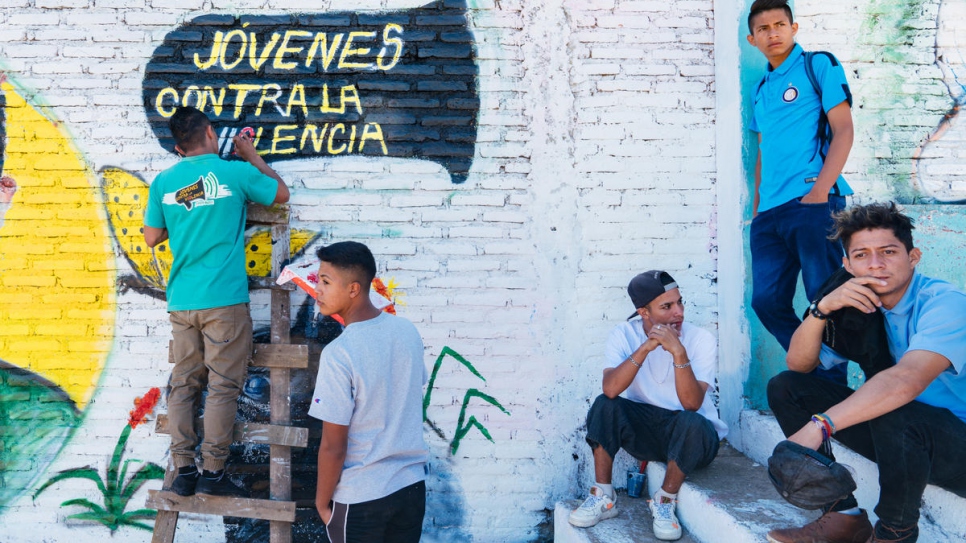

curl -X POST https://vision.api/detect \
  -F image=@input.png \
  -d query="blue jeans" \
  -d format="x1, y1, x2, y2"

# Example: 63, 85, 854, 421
768, 371, 966, 534
751, 196, 847, 383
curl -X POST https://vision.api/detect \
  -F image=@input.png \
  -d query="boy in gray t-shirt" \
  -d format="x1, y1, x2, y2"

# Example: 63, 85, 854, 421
308, 241, 428, 543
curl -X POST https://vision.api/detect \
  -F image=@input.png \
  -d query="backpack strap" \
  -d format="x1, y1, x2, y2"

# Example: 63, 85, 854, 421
805, 51, 851, 196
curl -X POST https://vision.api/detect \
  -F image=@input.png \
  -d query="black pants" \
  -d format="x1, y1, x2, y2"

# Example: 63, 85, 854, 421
325, 481, 425, 543
768, 370, 966, 528
585, 395, 719, 476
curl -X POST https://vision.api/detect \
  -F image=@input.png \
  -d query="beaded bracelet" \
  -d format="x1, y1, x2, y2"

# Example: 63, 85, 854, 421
811, 413, 836, 441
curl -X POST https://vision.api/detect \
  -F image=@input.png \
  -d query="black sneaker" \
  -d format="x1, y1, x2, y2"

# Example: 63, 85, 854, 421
196, 471, 249, 498
169, 470, 199, 497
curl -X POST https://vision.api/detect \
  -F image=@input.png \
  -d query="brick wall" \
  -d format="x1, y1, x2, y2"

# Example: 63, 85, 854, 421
0, 1, 719, 540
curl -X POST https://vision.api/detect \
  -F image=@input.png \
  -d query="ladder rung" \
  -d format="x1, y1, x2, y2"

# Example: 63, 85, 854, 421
155, 415, 309, 447
246, 203, 290, 225
146, 490, 296, 522
248, 277, 297, 291
252, 343, 309, 368
167, 342, 309, 369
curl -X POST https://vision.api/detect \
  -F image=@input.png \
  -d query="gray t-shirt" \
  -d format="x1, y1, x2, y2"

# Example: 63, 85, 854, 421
308, 312, 428, 504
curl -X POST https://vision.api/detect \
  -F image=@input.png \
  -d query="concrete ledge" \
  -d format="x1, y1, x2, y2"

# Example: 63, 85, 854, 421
738, 409, 965, 542
555, 413, 964, 542
555, 444, 815, 543
554, 493, 700, 543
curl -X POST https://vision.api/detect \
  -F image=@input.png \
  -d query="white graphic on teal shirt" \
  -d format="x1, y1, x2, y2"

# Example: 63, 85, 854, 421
162, 172, 233, 210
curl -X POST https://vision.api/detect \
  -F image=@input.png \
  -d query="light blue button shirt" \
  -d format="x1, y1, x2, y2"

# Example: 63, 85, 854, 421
750, 44, 854, 213
881, 273, 966, 423
822, 273, 966, 423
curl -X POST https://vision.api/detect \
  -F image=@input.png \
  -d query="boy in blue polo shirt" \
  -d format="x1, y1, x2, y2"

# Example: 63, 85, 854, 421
767, 202, 966, 543
746, 0, 855, 382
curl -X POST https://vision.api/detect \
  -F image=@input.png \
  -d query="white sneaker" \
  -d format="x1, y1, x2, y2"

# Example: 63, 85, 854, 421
568, 486, 617, 528
649, 497, 682, 540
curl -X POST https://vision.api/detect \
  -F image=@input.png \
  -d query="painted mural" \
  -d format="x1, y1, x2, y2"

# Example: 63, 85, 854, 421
912, 0, 966, 202
0, 2, 495, 539
423, 346, 510, 455
0, 78, 116, 513
32, 388, 164, 533
142, 0, 479, 184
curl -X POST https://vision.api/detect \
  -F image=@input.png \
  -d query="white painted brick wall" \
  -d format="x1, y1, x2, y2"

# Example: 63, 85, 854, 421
7, 0, 952, 541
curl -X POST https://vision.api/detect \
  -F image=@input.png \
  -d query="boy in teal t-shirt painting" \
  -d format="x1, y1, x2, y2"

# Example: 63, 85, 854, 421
144, 106, 289, 497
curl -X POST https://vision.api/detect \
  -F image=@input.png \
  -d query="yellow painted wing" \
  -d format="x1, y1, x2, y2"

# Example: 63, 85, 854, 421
100, 167, 171, 289
100, 167, 318, 285
246, 228, 319, 277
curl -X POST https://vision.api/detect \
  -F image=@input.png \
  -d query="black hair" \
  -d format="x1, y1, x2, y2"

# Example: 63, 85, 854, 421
316, 241, 377, 287
748, 0, 794, 34
831, 201, 916, 253
168, 106, 211, 152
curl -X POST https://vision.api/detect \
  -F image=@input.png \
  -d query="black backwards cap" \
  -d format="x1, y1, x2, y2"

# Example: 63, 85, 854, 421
627, 270, 678, 320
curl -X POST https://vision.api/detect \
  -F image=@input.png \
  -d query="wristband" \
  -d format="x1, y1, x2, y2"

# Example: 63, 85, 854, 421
811, 413, 835, 441
673, 360, 691, 369
628, 356, 642, 368
808, 300, 830, 320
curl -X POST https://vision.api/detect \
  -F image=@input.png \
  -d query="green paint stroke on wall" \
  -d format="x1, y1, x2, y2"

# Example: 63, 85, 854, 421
423, 346, 510, 454
859, 0, 946, 202
0, 365, 80, 513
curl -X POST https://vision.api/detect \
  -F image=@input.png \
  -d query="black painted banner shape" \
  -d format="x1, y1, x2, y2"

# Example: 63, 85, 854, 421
143, 0, 478, 184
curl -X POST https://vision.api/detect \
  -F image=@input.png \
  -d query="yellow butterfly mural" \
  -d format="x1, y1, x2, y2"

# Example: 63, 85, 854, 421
99, 167, 319, 292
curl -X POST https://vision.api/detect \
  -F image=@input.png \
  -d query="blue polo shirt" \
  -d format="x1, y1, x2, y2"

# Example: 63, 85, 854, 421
819, 272, 966, 423
750, 44, 853, 213
882, 273, 966, 423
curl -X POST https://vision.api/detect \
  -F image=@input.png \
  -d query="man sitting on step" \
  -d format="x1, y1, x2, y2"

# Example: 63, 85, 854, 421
569, 270, 728, 541
767, 202, 966, 543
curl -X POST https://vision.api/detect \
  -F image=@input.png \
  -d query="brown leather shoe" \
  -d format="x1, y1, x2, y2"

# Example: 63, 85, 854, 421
767, 510, 873, 543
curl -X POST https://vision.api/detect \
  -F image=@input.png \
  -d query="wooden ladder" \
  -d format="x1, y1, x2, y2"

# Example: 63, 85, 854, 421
148, 203, 309, 543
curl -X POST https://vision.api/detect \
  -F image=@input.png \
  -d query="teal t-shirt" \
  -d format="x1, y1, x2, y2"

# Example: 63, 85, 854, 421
144, 154, 279, 311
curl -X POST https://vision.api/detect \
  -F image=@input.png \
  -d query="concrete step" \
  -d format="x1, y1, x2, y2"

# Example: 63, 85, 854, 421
737, 410, 966, 542
554, 444, 818, 543
554, 493, 700, 543
555, 414, 965, 543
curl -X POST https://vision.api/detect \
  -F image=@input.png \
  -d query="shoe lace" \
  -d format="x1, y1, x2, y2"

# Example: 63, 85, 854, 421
652, 500, 675, 521
873, 523, 917, 542
578, 493, 604, 511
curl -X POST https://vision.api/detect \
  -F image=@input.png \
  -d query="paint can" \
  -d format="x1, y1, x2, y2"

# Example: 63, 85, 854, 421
626, 469, 646, 498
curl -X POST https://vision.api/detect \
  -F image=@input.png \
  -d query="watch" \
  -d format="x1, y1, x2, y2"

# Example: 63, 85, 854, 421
808, 300, 830, 320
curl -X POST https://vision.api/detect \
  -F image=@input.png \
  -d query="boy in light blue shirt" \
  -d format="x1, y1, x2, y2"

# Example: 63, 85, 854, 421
746, 0, 855, 385
767, 202, 966, 543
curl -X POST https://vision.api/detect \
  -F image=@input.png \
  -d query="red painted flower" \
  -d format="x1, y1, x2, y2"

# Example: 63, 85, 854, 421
128, 387, 161, 429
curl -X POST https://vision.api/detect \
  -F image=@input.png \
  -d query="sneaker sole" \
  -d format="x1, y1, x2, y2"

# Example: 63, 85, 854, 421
653, 526, 683, 541
568, 506, 619, 528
